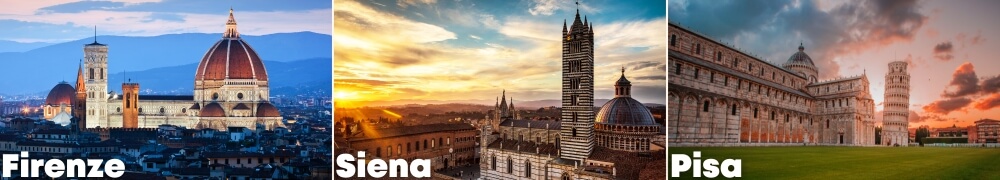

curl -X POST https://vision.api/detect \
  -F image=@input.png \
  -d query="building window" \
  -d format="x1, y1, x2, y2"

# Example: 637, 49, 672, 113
724, 76, 728, 86
570, 95, 578, 106
695, 43, 702, 55
89, 68, 94, 79
407, 143, 411, 153
569, 60, 582, 72
675, 63, 682, 75
709, 72, 715, 83
702, 101, 710, 112
423, 140, 428, 150
572, 128, 577, 137
376, 147, 382, 157
753, 108, 758, 118
733, 58, 739, 67
716, 52, 722, 61
748, 63, 753, 72
731, 104, 737, 115
492, 156, 496, 170
507, 158, 513, 173
526, 161, 532, 177
570, 77, 581, 89
694, 68, 700, 79
770, 111, 775, 120
827, 120, 830, 128
398, 145, 402, 155
670, 34, 676, 46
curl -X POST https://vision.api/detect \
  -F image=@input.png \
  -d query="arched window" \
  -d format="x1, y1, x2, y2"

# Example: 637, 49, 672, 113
507, 158, 513, 173
753, 108, 758, 118
716, 52, 722, 61
572, 128, 577, 137
670, 34, 677, 46
827, 120, 830, 128
703, 101, 710, 112
89, 68, 94, 79
526, 161, 532, 177
731, 104, 737, 115
376, 147, 381, 157
491, 155, 496, 170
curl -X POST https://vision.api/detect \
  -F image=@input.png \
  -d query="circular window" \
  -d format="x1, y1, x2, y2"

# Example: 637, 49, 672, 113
117, 107, 121, 112
212, 93, 219, 100
237, 93, 244, 100
159, 108, 165, 113
182, 108, 187, 113
138, 108, 143, 113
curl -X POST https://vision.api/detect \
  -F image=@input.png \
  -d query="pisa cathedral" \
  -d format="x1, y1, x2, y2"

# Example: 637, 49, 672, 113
40, 9, 284, 131
667, 23, 894, 146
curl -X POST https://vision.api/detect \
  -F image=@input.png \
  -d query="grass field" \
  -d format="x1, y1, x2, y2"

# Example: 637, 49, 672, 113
668, 146, 1000, 179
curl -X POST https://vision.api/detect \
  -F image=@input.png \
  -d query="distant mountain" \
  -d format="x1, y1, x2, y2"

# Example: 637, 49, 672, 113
0, 32, 331, 94
104, 58, 331, 94
0, 40, 53, 53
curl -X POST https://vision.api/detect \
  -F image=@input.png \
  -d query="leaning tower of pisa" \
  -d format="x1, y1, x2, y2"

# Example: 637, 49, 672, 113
882, 61, 910, 146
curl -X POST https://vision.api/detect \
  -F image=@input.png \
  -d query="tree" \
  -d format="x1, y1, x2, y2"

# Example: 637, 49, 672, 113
915, 126, 931, 146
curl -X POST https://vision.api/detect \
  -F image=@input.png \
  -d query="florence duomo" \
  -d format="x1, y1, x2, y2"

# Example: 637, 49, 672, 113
41, 9, 284, 131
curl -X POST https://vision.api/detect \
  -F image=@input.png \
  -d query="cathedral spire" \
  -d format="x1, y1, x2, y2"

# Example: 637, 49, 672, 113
93, 26, 97, 43
563, 19, 567, 33
224, 8, 240, 38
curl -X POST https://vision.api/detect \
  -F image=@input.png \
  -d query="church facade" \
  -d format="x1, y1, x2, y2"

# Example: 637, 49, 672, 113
43, 9, 284, 131
667, 23, 878, 145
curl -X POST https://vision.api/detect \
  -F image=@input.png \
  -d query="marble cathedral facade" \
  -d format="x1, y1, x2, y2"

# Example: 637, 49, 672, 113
668, 23, 878, 146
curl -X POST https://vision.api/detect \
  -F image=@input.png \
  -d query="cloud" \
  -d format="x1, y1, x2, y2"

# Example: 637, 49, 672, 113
669, 0, 928, 79
469, 35, 481, 40
981, 75, 1000, 94
942, 62, 979, 98
908, 110, 924, 123
933, 41, 953, 61
973, 93, 1000, 111
922, 97, 971, 115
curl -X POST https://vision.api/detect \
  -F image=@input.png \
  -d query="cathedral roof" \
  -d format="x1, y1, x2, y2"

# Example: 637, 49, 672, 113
595, 97, 657, 126
194, 9, 268, 82
45, 82, 76, 106
785, 43, 815, 67
200, 103, 225, 117
255, 103, 281, 117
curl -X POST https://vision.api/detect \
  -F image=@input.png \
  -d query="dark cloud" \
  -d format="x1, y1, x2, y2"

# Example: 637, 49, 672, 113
670, 0, 927, 79
933, 41, 954, 61
633, 75, 667, 80
626, 61, 664, 71
973, 94, 1000, 111
922, 97, 971, 115
942, 62, 979, 98
980, 75, 1000, 94
908, 110, 924, 123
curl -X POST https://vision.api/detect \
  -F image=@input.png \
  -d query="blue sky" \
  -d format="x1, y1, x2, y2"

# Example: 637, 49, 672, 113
334, 0, 666, 105
0, 0, 331, 43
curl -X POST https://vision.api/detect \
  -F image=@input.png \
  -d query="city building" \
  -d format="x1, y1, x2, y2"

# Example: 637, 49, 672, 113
42, 9, 284, 131
478, 8, 666, 180
973, 119, 1000, 143
335, 123, 479, 171
668, 23, 878, 145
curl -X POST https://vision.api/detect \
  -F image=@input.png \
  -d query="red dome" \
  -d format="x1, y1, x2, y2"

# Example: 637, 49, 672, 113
45, 82, 76, 106
200, 103, 226, 117
194, 10, 267, 82
194, 39, 268, 81
256, 103, 281, 117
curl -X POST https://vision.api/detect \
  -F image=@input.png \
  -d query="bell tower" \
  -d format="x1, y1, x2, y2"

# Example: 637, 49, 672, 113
559, 5, 595, 162
84, 27, 109, 128
122, 82, 139, 128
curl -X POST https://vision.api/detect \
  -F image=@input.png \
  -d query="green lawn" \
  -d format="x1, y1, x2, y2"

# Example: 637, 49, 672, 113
668, 146, 1000, 179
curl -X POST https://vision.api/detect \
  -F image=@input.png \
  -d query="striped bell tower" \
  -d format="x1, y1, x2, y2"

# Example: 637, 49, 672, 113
559, 6, 595, 162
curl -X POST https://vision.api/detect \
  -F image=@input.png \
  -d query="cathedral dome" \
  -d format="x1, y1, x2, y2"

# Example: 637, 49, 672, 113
256, 102, 281, 117
200, 103, 226, 117
596, 97, 657, 125
786, 43, 815, 66
194, 9, 268, 82
595, 70, 656, 126
45, 82, 76, 106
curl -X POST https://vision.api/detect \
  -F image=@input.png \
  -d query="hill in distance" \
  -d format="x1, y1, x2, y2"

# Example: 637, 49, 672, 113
0, 32, 331, 94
